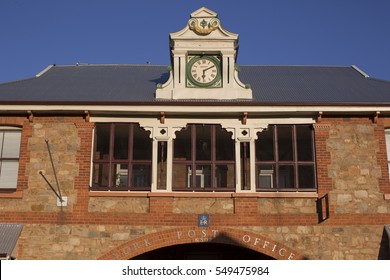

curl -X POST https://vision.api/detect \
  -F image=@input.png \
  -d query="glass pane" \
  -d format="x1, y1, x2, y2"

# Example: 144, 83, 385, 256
256, 126, 274, 161
0, 160, 18, 189
113, 124, 129, 160
240, 142, 251, 190
94, 124, 111, 160
278, 126, 293, 161
2, 131, 21, 158
172, 164, 189, 189
216, 164, 234, 188
132, 164, 151, 188
174, 127, 192, 160
298, 165, 315, 189
112, 163, 128, 187
216, 127, 234, 160
157, 142, 167, 190
92, 163, 110, 187
196, 125, 211, 160
278, 165, 294, 188
195, 165, 211, 188
297, 125, 313, 161
257, 164, 274, 189
133, 125, 152, 160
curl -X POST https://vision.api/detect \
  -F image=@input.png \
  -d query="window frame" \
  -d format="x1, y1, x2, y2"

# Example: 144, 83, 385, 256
0, 126, 22, 191
172, 124, 235, 192
255, 124, 317, 192
91, 123, 152, 191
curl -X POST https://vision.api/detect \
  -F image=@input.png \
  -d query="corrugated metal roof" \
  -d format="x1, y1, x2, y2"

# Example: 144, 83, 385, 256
0, 65, 168, 103
0, 224, 23, 257
0, 64, 390, 104
239, 66, 390, 103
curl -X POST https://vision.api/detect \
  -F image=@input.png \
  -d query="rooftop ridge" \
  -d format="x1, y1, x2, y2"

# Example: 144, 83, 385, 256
55, 63, 169, 67
239, 64, 352, 68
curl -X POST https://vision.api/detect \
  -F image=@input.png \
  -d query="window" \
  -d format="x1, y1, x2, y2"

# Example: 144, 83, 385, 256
255, 125, 316, 191
91, 123, 152, 191
173, 124, 235, 191
0, 127, 22, 190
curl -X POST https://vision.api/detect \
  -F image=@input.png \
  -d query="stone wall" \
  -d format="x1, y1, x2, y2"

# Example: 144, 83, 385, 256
173, 198, 234, 214
1, 116, 390, 260
14, 224, 386, 260
327, 123, 390, 214
0, 118, 80, 212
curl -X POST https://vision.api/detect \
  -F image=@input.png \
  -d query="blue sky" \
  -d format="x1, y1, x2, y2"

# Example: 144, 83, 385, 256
1, 0, 389, 83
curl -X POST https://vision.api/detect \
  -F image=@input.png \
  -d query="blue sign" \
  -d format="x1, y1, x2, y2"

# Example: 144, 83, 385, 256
198, 214, 209, 227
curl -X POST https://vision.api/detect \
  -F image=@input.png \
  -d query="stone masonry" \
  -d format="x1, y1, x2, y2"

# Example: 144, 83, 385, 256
0, 116, 390, 260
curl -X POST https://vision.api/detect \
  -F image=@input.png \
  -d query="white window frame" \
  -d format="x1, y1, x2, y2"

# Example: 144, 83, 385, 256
0, 126, 22, 190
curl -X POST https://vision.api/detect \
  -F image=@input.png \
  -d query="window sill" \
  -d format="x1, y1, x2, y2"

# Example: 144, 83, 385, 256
89, 191, 318, 199
89, 191, 151, 197
0, 191, 23, 199
385, 194, 390, 201
234, 192, 318, 198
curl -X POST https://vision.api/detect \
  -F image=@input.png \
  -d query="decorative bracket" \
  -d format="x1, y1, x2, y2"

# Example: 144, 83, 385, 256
318, 111, 323, 122
374, 111, 380, 123
160, 112, 165, 124
27, 110, 34, 122
84, 111, 90, 122
242, 112, 248, 125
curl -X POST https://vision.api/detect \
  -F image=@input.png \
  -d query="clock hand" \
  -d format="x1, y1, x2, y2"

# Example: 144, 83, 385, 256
202, 65, 215, 80
203, 65, 216, 73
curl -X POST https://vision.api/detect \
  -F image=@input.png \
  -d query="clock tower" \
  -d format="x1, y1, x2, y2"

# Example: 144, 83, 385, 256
156, 7, 252, 100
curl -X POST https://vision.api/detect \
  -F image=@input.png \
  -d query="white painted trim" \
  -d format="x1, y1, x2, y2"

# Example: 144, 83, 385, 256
151, 140, 158, 192
0, 126, 22, 130
35, 65, 54, 77
90, 117, 314, 125
89, 126, 95, 188
352, 65, 369, 78
2, 105, 390, 114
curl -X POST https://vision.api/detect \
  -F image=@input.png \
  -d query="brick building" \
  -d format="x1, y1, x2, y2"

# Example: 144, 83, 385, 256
0, 7, 390, 260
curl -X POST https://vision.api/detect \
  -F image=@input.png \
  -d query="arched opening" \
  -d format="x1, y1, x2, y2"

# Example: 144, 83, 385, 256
132, 242, 275, 260
98, 227, 303, 260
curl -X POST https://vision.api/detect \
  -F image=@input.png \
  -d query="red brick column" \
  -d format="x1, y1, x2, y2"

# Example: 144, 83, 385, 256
74, 121, 95, 212
374, 123, 390, 195
313, 123, 333, 197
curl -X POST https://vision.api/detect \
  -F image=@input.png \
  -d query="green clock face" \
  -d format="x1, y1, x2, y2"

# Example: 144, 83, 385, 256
187, 56, 221, 87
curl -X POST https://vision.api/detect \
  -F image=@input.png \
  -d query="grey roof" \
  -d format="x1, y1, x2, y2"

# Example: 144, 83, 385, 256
0, 224, 23, 257
1, 64, 390, 104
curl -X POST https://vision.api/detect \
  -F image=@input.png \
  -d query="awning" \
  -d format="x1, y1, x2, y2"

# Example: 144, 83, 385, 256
0, 224, 23, 259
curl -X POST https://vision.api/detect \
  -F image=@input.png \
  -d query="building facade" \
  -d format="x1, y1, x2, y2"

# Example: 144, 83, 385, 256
0, 7, 390, 260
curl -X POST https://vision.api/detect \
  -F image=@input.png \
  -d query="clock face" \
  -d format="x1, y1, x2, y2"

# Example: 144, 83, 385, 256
187, 56, 221, 87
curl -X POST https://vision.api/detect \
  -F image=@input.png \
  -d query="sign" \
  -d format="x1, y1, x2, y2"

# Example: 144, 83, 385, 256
198, 214, 209, 227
